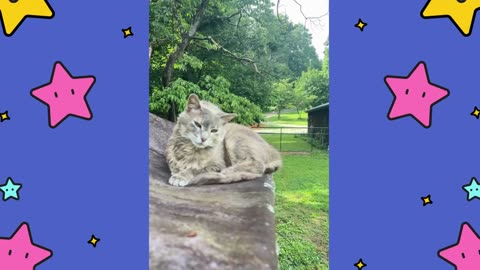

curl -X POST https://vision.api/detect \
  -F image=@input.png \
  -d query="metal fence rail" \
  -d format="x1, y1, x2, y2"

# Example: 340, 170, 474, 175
252, 126, 328, 152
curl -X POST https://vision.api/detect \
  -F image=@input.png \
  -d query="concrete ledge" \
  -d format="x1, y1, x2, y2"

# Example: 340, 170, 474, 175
149, 113, 278, 270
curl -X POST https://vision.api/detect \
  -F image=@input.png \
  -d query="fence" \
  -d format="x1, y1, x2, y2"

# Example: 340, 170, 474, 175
252, 126, 329, 152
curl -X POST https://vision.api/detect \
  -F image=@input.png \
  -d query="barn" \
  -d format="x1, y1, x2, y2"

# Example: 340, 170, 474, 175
306, 103, 329, 147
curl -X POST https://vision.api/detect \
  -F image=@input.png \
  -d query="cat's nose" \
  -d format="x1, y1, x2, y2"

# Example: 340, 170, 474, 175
201, 137, 206, 143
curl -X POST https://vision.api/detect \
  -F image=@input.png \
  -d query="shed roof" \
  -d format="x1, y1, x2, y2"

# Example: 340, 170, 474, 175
306, 103, 329, 113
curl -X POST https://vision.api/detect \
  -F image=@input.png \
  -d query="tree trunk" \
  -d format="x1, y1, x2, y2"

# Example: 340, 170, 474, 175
162, 0, 210, 122
297, 108, 301, 119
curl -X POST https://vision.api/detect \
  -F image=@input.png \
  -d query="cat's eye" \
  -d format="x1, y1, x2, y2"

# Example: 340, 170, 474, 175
194, 121, 202, 128
211, 129, 218, 133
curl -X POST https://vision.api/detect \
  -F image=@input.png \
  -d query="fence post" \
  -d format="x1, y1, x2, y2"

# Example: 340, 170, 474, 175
279, 128, 282, 152
310, 127, 313, 153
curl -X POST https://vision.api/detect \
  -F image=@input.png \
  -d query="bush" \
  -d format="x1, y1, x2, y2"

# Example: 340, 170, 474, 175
149, 75, 264, 126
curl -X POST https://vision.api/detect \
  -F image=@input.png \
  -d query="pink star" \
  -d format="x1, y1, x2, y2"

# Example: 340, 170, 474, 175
0, 222, 52, 270
31, 61, 96, 128
384, 61, 449, 128
438, 222, 480, 270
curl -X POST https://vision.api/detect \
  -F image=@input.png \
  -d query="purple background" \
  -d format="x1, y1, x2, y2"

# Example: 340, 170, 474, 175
0, 0, 149, 268
330, 1, 480, 269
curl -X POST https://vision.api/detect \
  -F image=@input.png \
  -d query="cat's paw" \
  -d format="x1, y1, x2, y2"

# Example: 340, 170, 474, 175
168, 175, 191, 187
205, 165, 223, 173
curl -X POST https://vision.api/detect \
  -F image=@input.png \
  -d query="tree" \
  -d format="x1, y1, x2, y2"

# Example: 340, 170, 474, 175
320, 46, 329, 82
294, 69, 324, 106
149, 0, 322, 122
294, 45, 329, 106
272, 79, 294, 119
291, 86, 316, 119
152, 0, 210, 121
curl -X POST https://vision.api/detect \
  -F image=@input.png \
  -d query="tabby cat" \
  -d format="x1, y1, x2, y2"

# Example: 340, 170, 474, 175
166, 94, 282, 187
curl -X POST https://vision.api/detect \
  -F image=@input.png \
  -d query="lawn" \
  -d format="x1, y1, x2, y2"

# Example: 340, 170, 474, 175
274, 151, 329, 270
265, 112, 308, 127
260, 134, 313, 152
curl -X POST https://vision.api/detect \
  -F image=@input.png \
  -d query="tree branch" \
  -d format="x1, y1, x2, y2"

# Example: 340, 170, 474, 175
236, 11, 243, 36
198, 10, 242, 31
193, 36, 260, 74
276, 0, 328, 26
162, 0, 211, 122
162, 0, 210, 88
277, 0, 280, 19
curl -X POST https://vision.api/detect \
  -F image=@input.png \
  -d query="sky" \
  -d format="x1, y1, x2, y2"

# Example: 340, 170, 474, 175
271, 0, 329, 59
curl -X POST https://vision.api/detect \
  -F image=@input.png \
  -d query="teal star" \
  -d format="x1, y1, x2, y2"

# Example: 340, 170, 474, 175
0, 177, 22, 201
463, 177, 480, 201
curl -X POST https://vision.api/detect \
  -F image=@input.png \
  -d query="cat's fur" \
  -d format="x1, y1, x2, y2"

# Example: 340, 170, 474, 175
166, 94, 282, 187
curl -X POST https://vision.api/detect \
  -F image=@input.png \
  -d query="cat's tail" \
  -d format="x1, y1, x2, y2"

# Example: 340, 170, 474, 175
264, 159, 282, 174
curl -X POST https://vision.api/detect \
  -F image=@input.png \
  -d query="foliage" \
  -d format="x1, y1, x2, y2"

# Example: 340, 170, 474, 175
293, 46, 329, 107
271, 79, 294, 119
149, 0, 325, 119
321, 46, 329, 82
291, 87, 316, 119
150, 76, 264, 125
295, 68, 328, 107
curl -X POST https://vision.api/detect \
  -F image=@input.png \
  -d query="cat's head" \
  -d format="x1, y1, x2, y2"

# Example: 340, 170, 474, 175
177, 94, 236, 148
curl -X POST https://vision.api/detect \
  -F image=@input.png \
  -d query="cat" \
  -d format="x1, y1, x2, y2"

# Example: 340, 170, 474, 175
165, 94, 282, 187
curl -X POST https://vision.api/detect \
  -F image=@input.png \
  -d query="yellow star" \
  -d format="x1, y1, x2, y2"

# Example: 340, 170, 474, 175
355, 18, 367, 31
421, 0, 480, 36
0, 110, 9, 122
354, 258, 367, 269
122, 26, 133, 38
0, 0, 54, 36
87, 234, 100, 248
471, 106, 480, 119
421, 194, 433, 206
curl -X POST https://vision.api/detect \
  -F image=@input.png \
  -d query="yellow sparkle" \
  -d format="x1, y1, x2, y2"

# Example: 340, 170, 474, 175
422, 195, 433, 206
354, 258, 367, 269
0, 111, 10, 122
471, 106, 480, 119
87, 235, 100, 247
122, 26, 133, 38
355, 19, 367, 31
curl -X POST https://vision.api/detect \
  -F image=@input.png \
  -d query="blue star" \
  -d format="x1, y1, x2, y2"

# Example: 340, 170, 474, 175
0, 177, 22, 201
463, 177, 480, 201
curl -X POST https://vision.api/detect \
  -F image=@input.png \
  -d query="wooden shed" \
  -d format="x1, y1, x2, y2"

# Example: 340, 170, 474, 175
306, 103, 329, 147
307, 103, 329, 128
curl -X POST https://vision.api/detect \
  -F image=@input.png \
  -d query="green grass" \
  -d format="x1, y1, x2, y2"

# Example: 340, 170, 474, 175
261, 134, 312, 152
274, 151, 329, 270
265, 112, 308, 127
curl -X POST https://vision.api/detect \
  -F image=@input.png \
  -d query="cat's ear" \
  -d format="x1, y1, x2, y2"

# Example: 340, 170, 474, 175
220, 113, 236, 123
187, 94, 201, 112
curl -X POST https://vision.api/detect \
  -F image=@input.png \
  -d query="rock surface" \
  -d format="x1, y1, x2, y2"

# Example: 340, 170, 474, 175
149, 113, 278, 270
